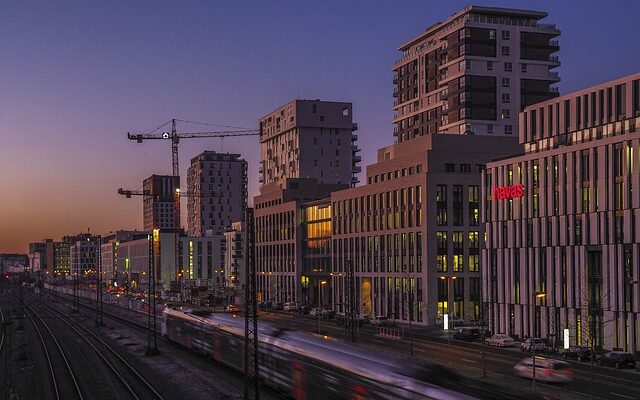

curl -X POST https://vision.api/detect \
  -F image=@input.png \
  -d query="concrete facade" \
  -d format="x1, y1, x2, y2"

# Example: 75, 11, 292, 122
393, 6, 560, 141
483, 72, 640, 351
224, 221, 245, 289
331, 134, 521, 325
186, 151, 248, 237
259, 100, 361, 187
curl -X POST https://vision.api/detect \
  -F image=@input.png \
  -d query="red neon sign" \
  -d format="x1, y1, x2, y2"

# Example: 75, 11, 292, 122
493, 184, 524, 200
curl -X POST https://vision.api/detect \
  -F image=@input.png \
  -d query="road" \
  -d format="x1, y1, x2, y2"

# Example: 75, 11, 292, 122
259, 310, 640, 400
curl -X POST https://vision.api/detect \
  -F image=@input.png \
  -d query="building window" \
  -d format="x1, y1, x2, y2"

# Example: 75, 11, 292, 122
453, 185, 463, 226
436, 185, 447, 226
502, 77, 510, 87
460, 164, 471, 173
504, 62, 512, 72
468, 255, 479, 272
445, 163, 455, 172
521, 63, 527, 73
468, 185, 479, 226
487, 61, 493, 71
501, 46, 510, 56
502, 109, 511, 119
502, 93, 510, 103
501, 30, 510, 40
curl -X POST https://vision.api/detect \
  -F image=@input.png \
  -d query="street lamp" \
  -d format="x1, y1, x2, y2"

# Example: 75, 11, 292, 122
532, 291, 546, 392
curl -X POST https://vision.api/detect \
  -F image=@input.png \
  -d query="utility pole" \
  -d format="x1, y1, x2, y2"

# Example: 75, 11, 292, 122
95, 236, 104, 327
146, 232, 159, 355
244, 208, 259, 400
344, 260, 357, 344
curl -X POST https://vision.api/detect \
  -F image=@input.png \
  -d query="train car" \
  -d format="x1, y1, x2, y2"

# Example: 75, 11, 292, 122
160, 308, 540, 400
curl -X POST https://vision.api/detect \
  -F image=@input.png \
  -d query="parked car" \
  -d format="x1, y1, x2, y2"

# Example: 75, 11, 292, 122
298, 305, 310, 315
272, 302, 284, 311
520, 338, 550, 353
560, 346, 593, 362
485, 334, 515, 347
323, 309, 336, 319
370, 315, 390, 326
283, 302, 299, 312
453, 327, 482, 342
513, 357, 574, 383
596, 351, 636, 369
309, 307, 324, 317
225, 304, 241, 313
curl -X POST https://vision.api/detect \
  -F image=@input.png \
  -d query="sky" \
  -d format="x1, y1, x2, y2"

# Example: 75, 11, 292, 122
1, 0, 639, 253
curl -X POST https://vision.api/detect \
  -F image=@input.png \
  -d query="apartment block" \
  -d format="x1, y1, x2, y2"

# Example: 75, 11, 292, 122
483, 72, 640, 351
186, 151, 248, 236
143, 174, 180, 232
393, 6, 560, 141
224, 221, 245, 289
259, 100, 361, 187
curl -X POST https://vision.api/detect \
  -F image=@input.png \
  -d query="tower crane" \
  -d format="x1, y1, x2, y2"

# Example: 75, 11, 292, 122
125, 119, 259, 297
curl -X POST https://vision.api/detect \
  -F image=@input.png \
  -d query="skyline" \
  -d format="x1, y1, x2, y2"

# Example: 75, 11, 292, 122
2, 0, 640, 253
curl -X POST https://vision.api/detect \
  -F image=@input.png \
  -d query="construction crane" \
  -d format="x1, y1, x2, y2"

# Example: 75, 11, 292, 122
127, 118, 259, 179
125, 119, 259, 299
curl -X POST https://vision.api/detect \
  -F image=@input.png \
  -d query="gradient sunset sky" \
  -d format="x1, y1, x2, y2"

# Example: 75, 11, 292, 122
1, 0, 639, 253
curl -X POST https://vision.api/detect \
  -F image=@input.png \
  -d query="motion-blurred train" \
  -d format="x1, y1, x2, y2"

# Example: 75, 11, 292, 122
161, 307, 544, 400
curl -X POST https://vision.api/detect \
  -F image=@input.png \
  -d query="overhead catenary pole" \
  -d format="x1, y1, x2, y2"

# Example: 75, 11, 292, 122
95, 235, 104, 327
244, 208, 259, 400
344, 260, 357, 344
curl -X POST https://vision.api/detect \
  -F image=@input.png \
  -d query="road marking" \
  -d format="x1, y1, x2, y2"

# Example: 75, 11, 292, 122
461, 358, 478, 364
610, 393, 635, 400
415, 348, 426, 353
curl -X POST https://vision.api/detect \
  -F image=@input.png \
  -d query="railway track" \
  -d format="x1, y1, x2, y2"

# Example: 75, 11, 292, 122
26, 294, 166, 400
22, 300, 84, 400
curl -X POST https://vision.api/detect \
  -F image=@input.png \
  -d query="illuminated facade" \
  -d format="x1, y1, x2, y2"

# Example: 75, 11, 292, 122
483, 72, 640, 351
302, 201, 332, 306
330, 134, 520, 325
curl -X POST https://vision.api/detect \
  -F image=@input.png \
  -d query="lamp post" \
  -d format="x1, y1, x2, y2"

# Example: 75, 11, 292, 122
532, 291, 546, 392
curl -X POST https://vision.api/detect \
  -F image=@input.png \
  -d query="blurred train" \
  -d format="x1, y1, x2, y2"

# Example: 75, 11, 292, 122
161, 307, 545, 400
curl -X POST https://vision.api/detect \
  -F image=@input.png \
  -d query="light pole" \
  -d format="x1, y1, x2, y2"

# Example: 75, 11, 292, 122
532, 291, 546, 392
404, 265, 414, 358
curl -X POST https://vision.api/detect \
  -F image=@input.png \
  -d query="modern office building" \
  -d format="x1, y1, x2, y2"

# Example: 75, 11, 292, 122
69, 235, 100, 279
143, 174, 180, 232
0, 254, 28, 273
259, 100, 361, 187
254, 178, 346, 304
393, 5, 559, 141
186, 151, 248, 236
330, 134, 521, 325
101, 230, 149, 284
483, 72, 640, 351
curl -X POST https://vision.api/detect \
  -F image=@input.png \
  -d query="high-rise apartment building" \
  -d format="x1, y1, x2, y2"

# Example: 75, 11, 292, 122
483, 72, 640, 352
186, 151, 248, 236
143, 175, 180, 232
393, 6, 560, 141
259, 100, 361, 187
69, 234, 100, 278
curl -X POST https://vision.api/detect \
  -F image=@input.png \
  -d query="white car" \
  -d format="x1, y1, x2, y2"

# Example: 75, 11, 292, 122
309, 308, 324, 317
283, 302, 299, 312
485, 334, 515, 347
513, 357, 574, 383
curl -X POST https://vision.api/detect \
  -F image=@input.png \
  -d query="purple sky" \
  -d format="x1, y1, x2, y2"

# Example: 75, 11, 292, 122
1, 0, 639, 253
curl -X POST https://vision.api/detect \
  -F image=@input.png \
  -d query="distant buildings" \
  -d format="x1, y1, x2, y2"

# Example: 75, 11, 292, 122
69, 234, 100, 278
483, 72, 640, 352
186, 151, 248, 237
143, 174, 180, 232
0, 253, 28, 273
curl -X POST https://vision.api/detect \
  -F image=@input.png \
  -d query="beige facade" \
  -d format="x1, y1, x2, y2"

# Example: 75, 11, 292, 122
483, 72, 640, 351
259, 100, 361, 187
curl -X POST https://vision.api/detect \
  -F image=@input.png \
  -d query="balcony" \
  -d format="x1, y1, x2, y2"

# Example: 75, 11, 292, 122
351, 145, 361, 153
351, 133, 358, 142
353, 155, 362, 163
352, 165, 362, 174
548, 71, 560, 81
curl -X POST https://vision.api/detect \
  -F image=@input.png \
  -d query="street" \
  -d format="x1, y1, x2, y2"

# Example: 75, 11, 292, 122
259, 310, 640, 400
